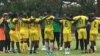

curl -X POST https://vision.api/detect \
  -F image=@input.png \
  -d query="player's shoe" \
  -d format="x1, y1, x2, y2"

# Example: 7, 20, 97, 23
41, 46, 46, 50
65, 51, 70, 54
94, 46, 97, 51
59, 47, 63, 51
65, 48, 70, 54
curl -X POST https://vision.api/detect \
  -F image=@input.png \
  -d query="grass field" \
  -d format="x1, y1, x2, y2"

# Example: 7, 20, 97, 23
0, 36, 100, 56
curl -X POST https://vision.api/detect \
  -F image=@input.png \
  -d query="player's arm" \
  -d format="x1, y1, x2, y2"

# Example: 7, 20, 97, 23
72, 17, 80, 26
22, 18, 31, 24
53, 18, 61, 24
39, 15, 50, 22
34, 19, 42, 23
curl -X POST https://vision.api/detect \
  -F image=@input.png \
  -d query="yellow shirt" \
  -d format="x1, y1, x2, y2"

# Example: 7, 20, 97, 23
73, 15, 88, 28
45, 19, 53, 31
60, 19, 72, 30
44, 16, 55, 31
20, 18, 30, 29
30, 18, 41, 30
90, 19, 100, 31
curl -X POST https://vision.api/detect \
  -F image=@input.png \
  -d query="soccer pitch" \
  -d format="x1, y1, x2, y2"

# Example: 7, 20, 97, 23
0, 37, 100, 56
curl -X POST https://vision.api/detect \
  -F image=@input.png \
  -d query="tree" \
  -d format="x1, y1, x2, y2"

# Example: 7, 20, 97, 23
96, 0, 100, 16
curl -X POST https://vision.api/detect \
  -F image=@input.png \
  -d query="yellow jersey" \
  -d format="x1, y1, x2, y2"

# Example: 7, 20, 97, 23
60, 19, 72, 30
12, 18, 20, 31
90, 19, 100, 31
30, 18, 41, 30
73, 15, 88, 28
20, 18, 30, 29
44, 16, 55, 31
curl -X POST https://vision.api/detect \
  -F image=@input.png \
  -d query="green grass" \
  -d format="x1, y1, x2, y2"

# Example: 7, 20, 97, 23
0, 37, 100, 56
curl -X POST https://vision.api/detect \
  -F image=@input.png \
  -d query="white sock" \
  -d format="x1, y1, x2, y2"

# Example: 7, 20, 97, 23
49, 42, 53, 52
68, 48, 70, 52
45, 42, 49, 51
65, 48, 68, 52
94, 45, 97, 50
87, 44, 90, 50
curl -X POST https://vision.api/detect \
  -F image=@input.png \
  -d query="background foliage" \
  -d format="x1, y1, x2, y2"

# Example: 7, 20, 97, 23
0, 0, 98, 16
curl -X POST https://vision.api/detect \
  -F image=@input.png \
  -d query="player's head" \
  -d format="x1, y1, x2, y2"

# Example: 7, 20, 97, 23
89, 13, 95, 18
2, 13, 8, 17
26, 11, 31, 18
9, 12, 18, 19
22, 12, 27, 18
88, 13, 96, 22
78, 10, 84, 15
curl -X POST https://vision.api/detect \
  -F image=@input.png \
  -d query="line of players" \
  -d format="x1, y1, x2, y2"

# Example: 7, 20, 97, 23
1, 11, 100, 55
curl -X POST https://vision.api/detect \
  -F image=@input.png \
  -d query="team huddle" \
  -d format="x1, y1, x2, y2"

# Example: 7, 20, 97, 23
0, 11, 100, 55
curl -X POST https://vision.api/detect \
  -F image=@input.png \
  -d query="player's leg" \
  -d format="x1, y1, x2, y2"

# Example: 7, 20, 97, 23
49, 32, 54, 53
78, 30, 84, 50
30, 41, 33, 54
10, 31, 16, 53
0, 40, 4, 53
20, 32, 28, 53
64, 42, 68, 54
93, 33, 97, 52
64, 34, 68, 54
60, 31, 63, 50
33, 41, 39, 53
88, 33, 94, 53
75, 30, 79, 50
7, 40, 10, 53
55, 32, 60, 50
87, 29, 90, 52
15, 32, 21, 53
90, 41, 95, 53
23, 41, 28, 53
94, 34, 97, 51
63, 32, 69, 54
45, 31, 49, 52
80, 39, 84, 50
41, 29, 46, 50
87, 29, 90, 45
83, 30, 87, 52
67, 32, 72, 54
45, 39, 49, 52
33, 31, 40, 53
5, 32, 11, 53
11, 41, 15, 53
49, 40, 54, 53
16, 42, 21, 53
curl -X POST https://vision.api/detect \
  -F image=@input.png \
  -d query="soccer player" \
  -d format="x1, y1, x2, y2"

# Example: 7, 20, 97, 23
88, 16, 100, 53
9, 15, 21, 53
73, 11, 88, 52
73, 15, 79, 50
2, 13, 11, 53
29, 15, 41, 54
0, 16, 5, 53
41, 12, 47, 50
53, 16, 61, 50
59, 15, 72, 54
19, 14, 30, 53
44, 14, 55, 54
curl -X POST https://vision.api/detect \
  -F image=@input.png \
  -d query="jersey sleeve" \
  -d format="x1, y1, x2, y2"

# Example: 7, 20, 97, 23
35, 18, 41, 22
73, 16, 79, 20
59, 19, 63, 23
85, 16, 88, 20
